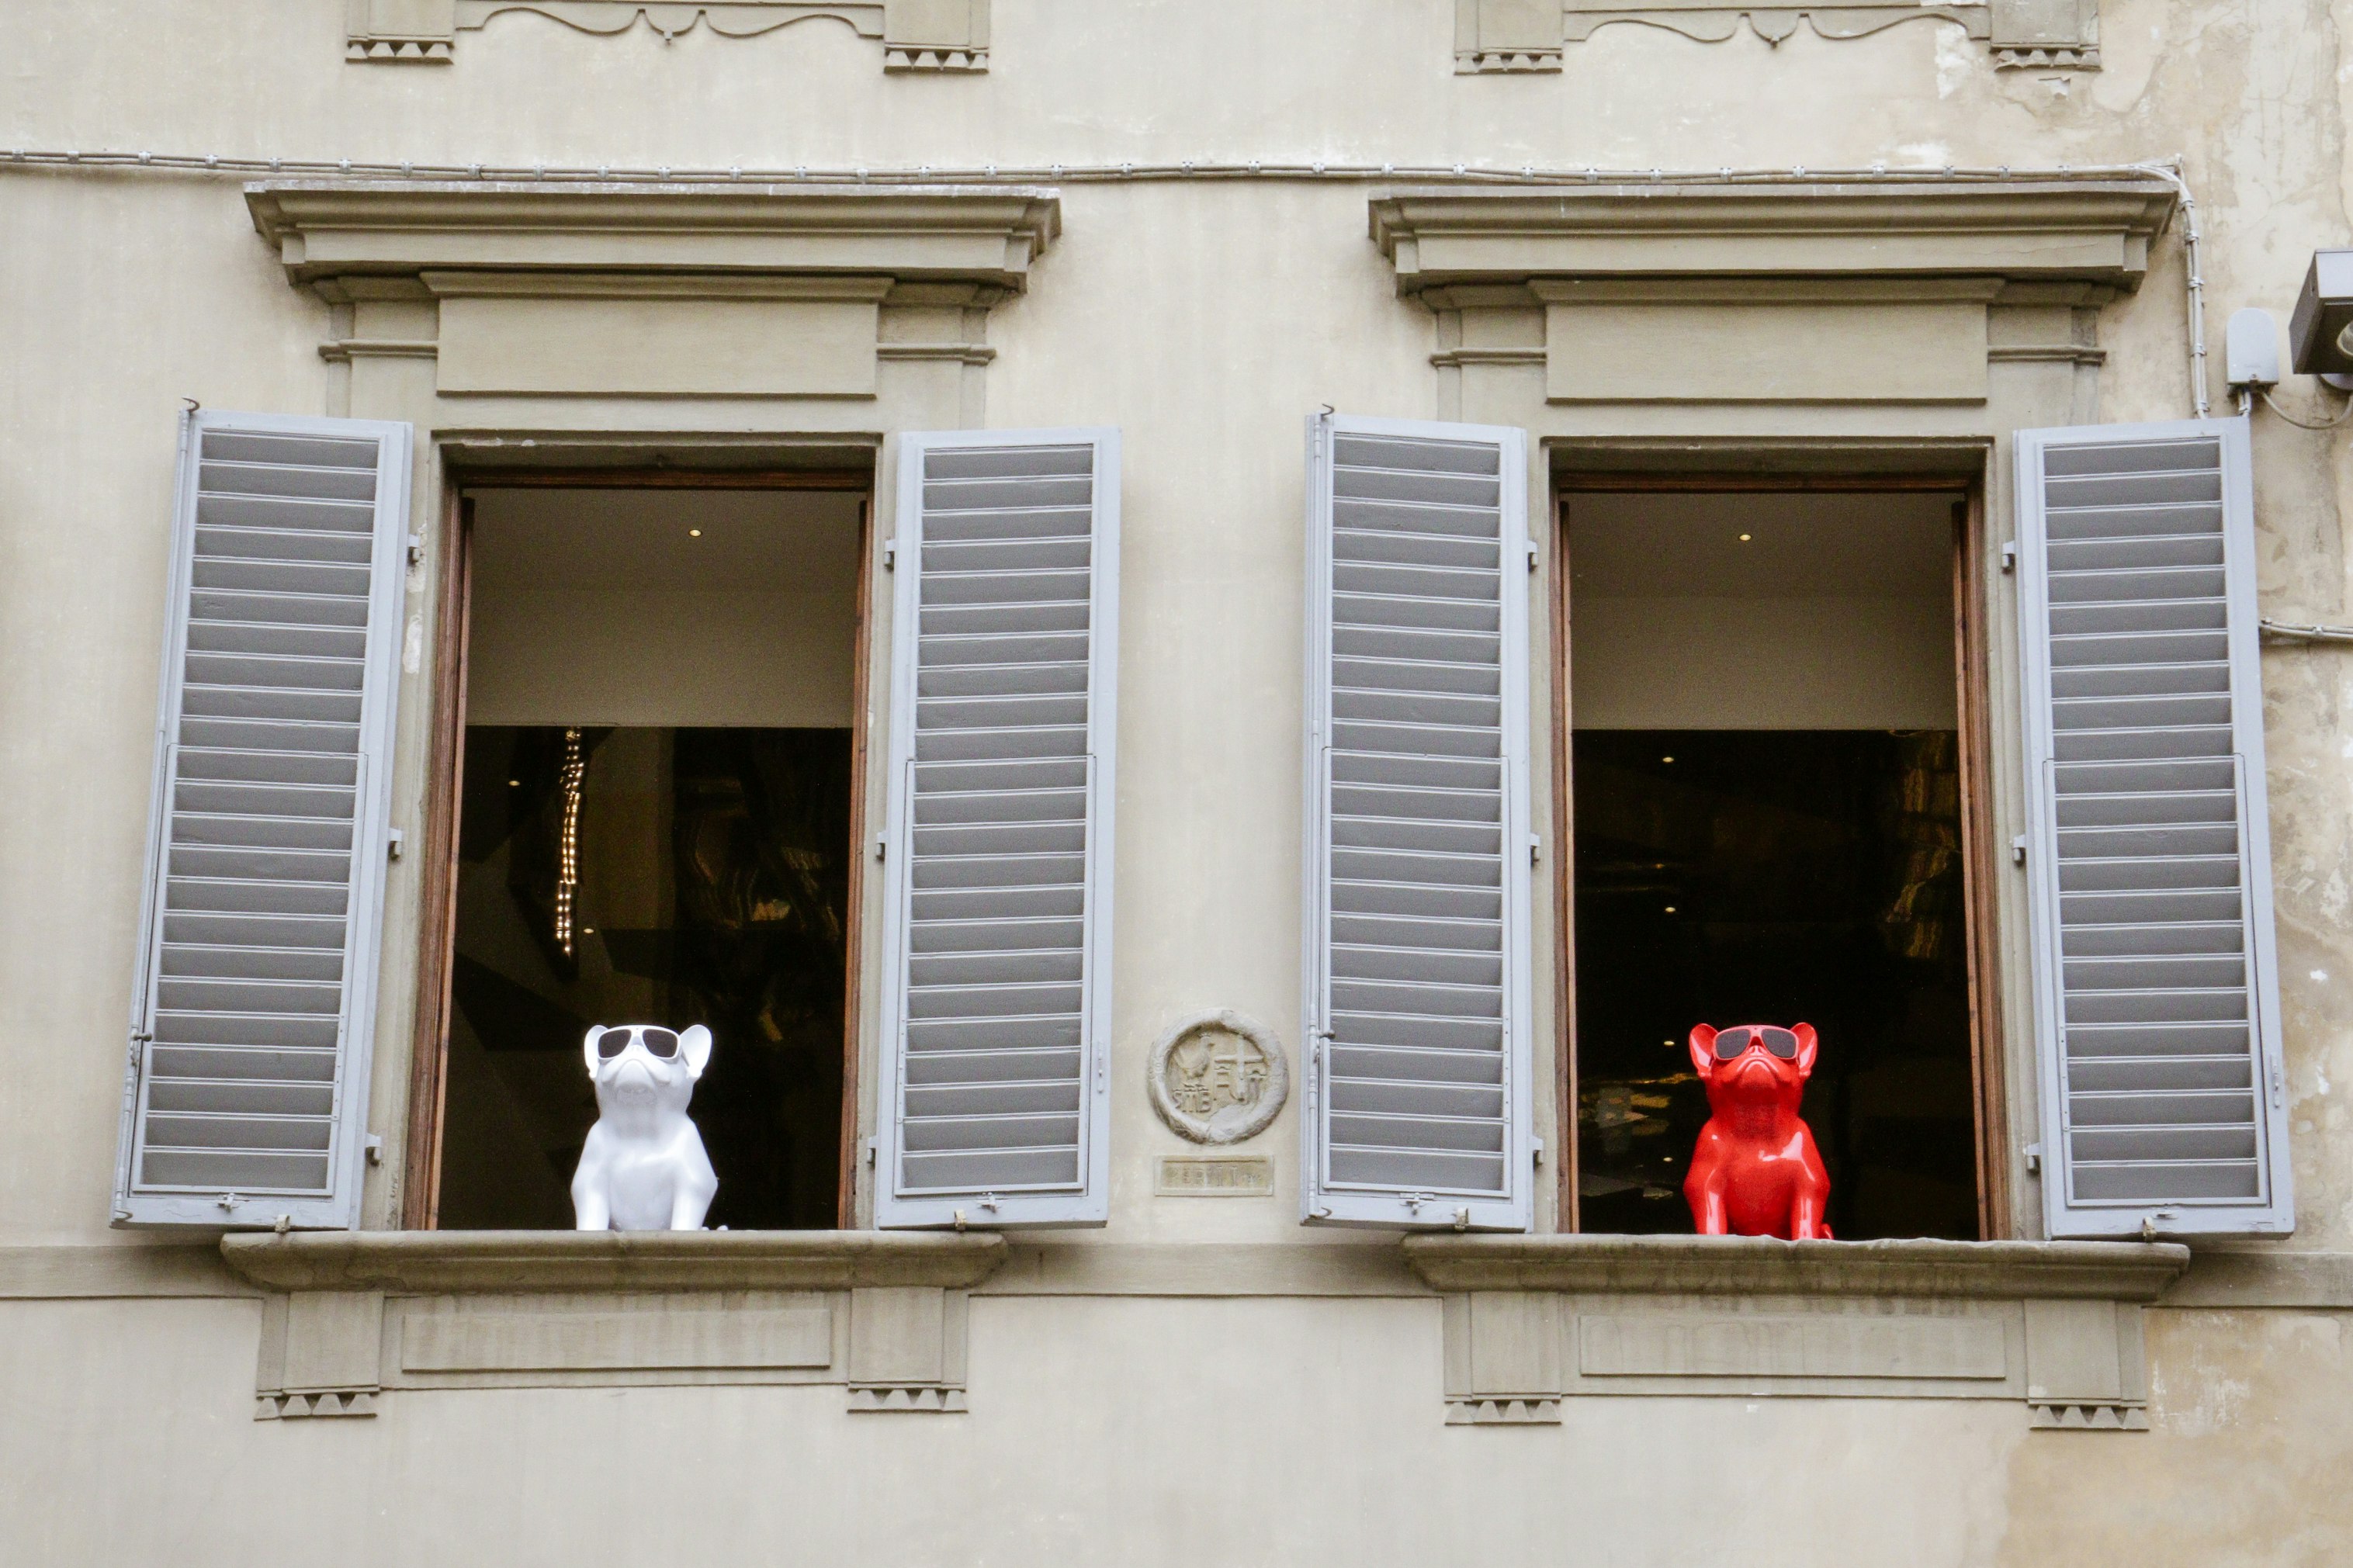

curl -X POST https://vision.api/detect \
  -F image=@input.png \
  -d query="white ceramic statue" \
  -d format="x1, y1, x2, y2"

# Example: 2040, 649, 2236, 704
570, 1023, 719, 1231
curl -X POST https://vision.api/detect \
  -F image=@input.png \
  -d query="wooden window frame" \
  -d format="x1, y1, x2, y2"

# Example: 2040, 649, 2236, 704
1551, 472, 2008, 1239
400, 466, 878, 1231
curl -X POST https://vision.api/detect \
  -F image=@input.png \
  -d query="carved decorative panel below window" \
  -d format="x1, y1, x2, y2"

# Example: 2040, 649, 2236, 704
1454, 0, 2097, 73
346, 0, 989, 71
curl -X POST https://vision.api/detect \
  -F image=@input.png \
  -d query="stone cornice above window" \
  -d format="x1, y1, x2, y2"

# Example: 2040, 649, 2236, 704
1368, 179, 2178, 299
1454, 0, 2098, 73
346, 0, 989, 71
248, 182, 1054, 412
247, 181, 1058, 295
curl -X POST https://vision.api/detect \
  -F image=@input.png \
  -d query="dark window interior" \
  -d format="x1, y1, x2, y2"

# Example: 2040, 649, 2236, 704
436, 725, 851, 1231
1566, 488, 1981, 1239
1572, 730, 1977, 1238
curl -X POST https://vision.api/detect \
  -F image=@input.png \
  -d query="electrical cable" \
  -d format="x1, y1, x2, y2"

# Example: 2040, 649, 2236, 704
2257, 387, 2353, 431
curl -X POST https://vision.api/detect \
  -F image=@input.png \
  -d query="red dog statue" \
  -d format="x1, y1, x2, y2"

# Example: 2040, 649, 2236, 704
1684, 1023, 1833, 1240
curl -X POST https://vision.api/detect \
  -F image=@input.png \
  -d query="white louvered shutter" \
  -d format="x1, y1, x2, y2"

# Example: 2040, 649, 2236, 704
114, 411, 413, 1228
1301, 414, 1533, 1230
2017, 418, 2293, 1238
875, 430, 1118, 1227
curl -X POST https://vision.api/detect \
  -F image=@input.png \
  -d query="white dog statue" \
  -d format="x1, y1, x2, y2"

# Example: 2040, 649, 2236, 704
570, 1023, 719, 1231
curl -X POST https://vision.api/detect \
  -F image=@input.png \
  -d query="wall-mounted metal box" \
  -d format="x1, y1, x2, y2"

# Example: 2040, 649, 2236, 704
2287, 249, 2353, 376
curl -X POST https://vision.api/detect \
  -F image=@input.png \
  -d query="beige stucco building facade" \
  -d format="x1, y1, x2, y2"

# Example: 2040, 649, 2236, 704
4, 2, 2352, 1562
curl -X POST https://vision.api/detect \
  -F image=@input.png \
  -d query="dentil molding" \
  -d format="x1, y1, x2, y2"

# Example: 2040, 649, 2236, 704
1454, 0, 2098, 72
346, 0, 989, 71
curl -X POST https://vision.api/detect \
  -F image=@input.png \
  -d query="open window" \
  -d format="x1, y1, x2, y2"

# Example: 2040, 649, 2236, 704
411, 476, 872, 1231
1563, 485, 1998, 1241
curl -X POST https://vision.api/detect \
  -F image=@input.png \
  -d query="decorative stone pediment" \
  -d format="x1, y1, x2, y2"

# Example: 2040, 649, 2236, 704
245, 182, 1057, 406
346, 0, 989, 71
1369, 179, 2175, 414
1454, 0, 2097, 72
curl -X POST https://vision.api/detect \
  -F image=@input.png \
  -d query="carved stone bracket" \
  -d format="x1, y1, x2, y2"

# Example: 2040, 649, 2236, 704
345, 0, 989, 71
225, 1231, 1006, 1417
1454, 0, 2096, 72
1405, 1236, 2185, 1428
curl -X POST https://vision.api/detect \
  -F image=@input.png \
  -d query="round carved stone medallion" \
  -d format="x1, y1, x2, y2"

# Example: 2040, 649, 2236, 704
1148, 1009, 1288, 1146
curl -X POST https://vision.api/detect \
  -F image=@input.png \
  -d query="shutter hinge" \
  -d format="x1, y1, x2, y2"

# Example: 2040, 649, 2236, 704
365, 1134, 384, 1167
407, 532, 425, 567
1530, 832, 1541, 865
863, 1136, 877, 1167
2012, 835, 2028, 866
2001, 542, 2017, 574
1531, 1136, 1545, 1168
1527, 541, 1540, 573
874, 832, 886, 861
2024, 1141, 2043, 1175
387, 827, 405, 861
882, 540, 896, 571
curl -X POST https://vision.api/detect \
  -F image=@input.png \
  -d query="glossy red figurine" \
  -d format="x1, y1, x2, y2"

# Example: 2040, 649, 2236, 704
1683, 1023, 1833, 1240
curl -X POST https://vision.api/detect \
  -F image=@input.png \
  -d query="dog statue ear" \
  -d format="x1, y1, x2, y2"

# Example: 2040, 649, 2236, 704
680, 1023, 714, 1080
582, 1025, 608, 1075
1793, 1022, 1819, 1078
1688, 1024, 1717, 1080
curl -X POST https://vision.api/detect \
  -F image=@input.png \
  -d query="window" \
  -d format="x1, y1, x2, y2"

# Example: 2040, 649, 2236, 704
418, 472, 870, 1231
404, 429, 1125, 1235
424, 482, 868, 1231
1564, 486, 1989, 1240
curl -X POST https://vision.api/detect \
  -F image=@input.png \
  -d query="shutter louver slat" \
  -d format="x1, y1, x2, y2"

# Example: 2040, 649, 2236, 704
2017, 420, 2294, 1237
113, 413, 411, 1229
1304, 416, 1533, 1230
875, 430, 1118, 1227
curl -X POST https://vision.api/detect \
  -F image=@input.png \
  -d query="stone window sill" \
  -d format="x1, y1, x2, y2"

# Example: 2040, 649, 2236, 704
1402, 1233, 2190, 1300
217, 1227, 1006, 1293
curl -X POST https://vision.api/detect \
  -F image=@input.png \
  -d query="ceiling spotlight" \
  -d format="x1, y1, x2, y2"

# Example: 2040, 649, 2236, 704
1737, 532, 1753, 542
508, 779, 521, 787
1661, 756, 1674, 764
688, 528, 703, 538
1664, 905, 1678, 914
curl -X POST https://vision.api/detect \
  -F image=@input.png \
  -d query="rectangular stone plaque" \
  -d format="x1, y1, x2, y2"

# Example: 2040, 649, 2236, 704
1156, 1156, 1274, 1196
